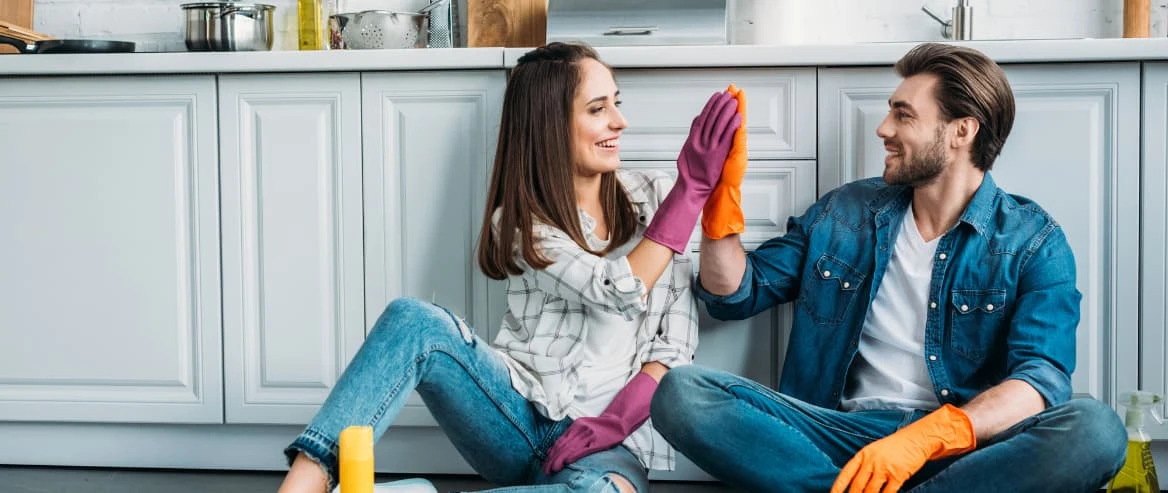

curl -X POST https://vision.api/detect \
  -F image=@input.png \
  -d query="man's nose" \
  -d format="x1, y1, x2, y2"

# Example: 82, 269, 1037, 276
875, 113, 894, 138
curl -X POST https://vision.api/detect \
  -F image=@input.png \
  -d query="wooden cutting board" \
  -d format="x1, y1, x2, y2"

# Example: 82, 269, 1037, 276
0, 0, 34, 54
467, 0, 546, 48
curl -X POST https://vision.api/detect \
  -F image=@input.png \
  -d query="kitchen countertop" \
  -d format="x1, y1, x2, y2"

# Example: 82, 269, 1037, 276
2, 38, 1168, 75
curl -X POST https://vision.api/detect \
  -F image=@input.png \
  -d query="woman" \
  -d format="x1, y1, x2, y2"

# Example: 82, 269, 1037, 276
278, 42, 740, 493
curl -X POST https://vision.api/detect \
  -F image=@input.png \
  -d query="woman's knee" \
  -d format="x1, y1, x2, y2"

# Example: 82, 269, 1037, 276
369, 297, 467, 345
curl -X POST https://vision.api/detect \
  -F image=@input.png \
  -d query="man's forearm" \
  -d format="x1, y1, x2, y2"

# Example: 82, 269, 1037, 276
960, 378, 1046, 441
699, 235, 747, 296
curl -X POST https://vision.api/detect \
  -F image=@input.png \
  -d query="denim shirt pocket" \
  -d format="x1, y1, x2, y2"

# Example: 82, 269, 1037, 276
949, 289, 1007, 362
801, 254, 865, 325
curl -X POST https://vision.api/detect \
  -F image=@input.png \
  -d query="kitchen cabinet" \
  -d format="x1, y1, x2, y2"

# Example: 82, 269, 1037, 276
1141, 62, 1168, 439
818, 63, 1141, 407
361, 70, 506, 427
218, 73, 366, 424
0, 75, 223, 423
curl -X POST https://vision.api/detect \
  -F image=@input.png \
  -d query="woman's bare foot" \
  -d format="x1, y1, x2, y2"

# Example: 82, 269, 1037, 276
277, 452, 331, 493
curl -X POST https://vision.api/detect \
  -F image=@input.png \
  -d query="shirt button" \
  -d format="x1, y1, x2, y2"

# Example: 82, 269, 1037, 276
940, 389, 950, 396
823, 270, 832, 278
604, 279, 611, 285
960, 304, 969, 312
938, 253, 947, 260
640, 215, 646, 221
986, 304, 995, 311
842, 282, 850, 289
929, 355, 937, 361
930, 301, 937, 309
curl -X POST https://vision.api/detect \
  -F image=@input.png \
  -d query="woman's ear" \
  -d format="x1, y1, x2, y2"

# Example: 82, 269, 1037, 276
952, 117, 979, 148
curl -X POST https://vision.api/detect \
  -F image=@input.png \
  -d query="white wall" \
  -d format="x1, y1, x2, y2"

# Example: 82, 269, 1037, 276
26, 0, 1168, 51
731, 0, 1168, 45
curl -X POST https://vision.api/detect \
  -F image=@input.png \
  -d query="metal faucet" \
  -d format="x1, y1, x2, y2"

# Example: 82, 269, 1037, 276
922, 0, 973, 40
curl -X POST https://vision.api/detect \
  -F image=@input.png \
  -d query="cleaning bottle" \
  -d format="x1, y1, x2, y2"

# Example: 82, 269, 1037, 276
339, 425, 374, 493
1107, 391, 1163, 493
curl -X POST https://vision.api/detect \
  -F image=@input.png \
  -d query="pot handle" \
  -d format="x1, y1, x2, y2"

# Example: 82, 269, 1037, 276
0, 33, 35, 53
219, 6, 259, 18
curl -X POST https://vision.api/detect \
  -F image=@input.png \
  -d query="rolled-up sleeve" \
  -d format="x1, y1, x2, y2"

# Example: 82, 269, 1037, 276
526, 224, 648, 320
647, 256, 699, 367
1005, 225, 1079, 407
694, 202, 816, 321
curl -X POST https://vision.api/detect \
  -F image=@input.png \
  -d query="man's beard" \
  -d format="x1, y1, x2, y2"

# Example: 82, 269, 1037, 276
884, 124, 948, 187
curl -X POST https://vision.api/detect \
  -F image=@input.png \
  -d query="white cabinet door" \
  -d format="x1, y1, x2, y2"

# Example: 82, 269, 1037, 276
362, 71, 505, 426
1140, 62, 1168, 439
818, 63, 1141, 406
0, 76, 222, 423
613, 68, 817, 161
219, 73, 366, 424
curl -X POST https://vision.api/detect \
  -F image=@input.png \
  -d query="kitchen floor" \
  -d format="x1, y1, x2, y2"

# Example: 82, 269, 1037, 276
1, 466, 740, 492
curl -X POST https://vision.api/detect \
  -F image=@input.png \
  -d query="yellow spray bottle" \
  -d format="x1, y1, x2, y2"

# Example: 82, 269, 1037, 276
339, 425, 374, 493
1107, 391, 1163, 493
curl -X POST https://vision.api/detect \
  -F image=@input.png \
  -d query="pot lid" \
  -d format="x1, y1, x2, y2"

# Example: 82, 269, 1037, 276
181, 2, 275, 10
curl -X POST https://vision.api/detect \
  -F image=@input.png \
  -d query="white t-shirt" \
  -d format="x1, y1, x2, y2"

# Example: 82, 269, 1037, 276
570, 233, 642, 418
840, 205, 942, 412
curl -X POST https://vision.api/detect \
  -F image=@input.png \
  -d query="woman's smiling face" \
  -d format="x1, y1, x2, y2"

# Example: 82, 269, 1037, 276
571, 58, 628, 178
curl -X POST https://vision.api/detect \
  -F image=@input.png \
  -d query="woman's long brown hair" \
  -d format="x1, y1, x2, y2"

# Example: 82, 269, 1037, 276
477, 42, 637, 280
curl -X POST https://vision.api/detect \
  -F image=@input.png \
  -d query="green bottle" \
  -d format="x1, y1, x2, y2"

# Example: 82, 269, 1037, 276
1107, 391, 1163, 493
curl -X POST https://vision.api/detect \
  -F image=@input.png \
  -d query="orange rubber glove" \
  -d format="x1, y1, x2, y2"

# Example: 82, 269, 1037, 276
830, 404, 977, 493
701, 83, 747, 239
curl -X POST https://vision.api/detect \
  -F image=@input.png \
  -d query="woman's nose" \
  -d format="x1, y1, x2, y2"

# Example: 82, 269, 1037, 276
611, 107, 628, 130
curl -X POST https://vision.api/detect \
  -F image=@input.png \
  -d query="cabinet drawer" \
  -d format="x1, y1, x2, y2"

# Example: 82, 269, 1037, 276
621, 161, 816, 251
613, 68, 816, 160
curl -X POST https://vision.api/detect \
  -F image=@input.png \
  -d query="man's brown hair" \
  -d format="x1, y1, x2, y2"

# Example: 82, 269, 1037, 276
895, 43, 1015, 171
477, 42, 637, 280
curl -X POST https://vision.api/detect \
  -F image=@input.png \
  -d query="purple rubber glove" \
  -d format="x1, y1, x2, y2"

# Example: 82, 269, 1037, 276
643, 91, 742, 253
543, 373, 659, 475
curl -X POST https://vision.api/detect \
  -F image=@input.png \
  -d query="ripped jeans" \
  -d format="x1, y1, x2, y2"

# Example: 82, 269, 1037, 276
285, 298, 648, 493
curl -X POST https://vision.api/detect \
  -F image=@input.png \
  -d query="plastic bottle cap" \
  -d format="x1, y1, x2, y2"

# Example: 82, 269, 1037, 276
339, 425, 374, 459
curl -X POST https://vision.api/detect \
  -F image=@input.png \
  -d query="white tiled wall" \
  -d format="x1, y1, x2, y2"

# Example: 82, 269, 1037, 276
26, 0, 1168, 52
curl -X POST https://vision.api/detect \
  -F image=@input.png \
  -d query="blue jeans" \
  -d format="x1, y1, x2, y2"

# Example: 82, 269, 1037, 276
285, 298, 649, 493
651, 365, 1127, 492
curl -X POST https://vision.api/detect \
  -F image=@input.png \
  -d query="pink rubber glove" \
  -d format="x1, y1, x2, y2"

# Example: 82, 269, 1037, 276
643, 91, 742, 253
543, 373, 659, 475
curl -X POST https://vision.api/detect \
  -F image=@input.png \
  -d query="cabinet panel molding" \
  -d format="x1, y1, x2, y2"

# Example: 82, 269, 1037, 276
1141, 62, 1168, 439
219, 73, 365, 424
362, 71, 506, 426
614, 68, 817, 160
0, 76, 222, 423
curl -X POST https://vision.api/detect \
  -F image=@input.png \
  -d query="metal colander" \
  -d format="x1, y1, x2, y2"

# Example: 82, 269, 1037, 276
329, 9, 427, 49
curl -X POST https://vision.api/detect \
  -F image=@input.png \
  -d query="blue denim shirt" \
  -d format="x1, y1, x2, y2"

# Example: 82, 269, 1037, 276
695, 174, 1080, 410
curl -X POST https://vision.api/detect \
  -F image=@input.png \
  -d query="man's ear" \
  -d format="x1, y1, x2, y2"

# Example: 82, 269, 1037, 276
952, 117, 979, 148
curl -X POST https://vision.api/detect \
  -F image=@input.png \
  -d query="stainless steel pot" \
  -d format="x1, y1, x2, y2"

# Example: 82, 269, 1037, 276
182, 2, 275, 51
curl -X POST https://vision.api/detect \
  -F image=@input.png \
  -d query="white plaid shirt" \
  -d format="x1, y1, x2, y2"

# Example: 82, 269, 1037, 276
491, 169, 699, 471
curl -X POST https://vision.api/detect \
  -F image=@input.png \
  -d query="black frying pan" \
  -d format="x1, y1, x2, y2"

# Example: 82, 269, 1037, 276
0, 34, 135, 54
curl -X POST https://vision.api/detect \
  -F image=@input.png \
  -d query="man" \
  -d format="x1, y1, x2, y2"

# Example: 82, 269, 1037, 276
651, 43, 1127, 492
